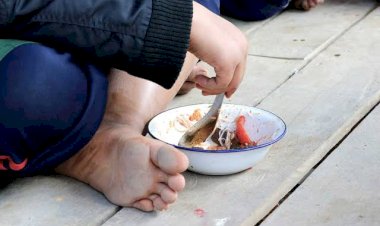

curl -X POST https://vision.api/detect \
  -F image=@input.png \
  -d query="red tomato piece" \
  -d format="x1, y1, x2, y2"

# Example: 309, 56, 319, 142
235, 115, 257, 146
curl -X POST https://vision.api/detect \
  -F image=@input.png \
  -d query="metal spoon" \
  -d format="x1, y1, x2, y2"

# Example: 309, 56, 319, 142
178, 93, 224, 147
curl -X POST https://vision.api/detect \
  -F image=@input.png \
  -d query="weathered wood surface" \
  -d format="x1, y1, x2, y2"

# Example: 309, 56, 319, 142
1, 1, 379, 226
103, 3, 380, 226
262, 104, 380, 226
248, 0, 378, 59
242, 6, 380, 225
0, 176, 117, 226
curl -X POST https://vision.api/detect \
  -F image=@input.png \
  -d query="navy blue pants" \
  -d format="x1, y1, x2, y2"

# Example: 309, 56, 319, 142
0, 41, 108, 177
220, 0, 289, 21
196, 0, 290, 21
196, 0, 220, 14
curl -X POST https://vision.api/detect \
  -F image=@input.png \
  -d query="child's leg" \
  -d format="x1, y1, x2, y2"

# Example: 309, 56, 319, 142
0, 40, 194, 211
0, 41, 108, 176
56, 53, 199, 211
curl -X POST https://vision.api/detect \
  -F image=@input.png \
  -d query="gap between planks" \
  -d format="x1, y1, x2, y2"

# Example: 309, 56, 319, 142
254, 97, 380, 226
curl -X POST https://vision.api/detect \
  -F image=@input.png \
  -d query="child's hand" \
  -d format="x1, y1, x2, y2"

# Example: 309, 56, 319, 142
189, 1, 248, 98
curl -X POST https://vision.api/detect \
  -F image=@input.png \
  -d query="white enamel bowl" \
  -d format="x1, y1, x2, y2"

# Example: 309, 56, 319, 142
148, 104, 286, 175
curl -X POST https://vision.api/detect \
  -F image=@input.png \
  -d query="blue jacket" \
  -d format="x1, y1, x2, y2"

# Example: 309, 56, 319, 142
0, 0, 193, 88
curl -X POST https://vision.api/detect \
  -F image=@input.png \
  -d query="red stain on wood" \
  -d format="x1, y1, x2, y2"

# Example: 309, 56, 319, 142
194, 208, 206, 217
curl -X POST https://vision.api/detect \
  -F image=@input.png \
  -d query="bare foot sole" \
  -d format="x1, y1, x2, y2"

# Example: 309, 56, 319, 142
177, 64, 208, 95
56, 122, 189, 211
292, 0, 324, 11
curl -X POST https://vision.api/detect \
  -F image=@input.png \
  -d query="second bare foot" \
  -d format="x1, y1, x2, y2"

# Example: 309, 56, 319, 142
292, 0, 324, 11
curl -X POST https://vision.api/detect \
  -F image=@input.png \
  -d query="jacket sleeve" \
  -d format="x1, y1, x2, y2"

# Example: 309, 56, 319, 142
0, 0, 193, 89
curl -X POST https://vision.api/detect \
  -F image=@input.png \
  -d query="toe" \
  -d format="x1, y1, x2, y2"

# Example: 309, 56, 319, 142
168, 174, 186, 192
156, 170, 169, 183
150, 194, 169, 211
151, 144, 189, 175
132, 199, 154, 212
302, 1, 310, 10
308, 0, 316, 8
292, 0, 303, 9
155, 171, 185, 193
155, 183, 178, 204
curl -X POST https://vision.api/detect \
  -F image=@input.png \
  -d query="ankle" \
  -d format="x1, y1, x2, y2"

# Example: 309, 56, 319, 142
55, 123, 115, 185
103, 91, 147, 132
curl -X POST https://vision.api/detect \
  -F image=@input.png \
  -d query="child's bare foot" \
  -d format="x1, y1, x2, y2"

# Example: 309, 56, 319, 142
55, 53, 198, 212
292, 0, 324, 11
56, 123, 189, 211
177, 64, 208, 95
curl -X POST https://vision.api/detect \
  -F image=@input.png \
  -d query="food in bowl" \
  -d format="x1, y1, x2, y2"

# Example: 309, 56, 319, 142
184, 112, 258, 150
148, 104, 286, 175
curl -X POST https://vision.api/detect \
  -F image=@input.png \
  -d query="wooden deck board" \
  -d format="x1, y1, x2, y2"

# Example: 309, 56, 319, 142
262, 104, 380, 226
242, 6, 380, 225
0, 176, 118, 226
1, 1, 379, 226
248, 0, 377, 59
227, 15, 276, 35
103, 4, 380, 226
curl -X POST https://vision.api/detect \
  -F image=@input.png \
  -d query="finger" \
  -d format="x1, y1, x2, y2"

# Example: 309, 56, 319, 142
225, 58, 246, 98
194, 75, 223, 93
195, 83, 223, 96
177, 81, 196, 95
194, 66, 233, 93
201, 89, 219, 96
189, 65, 208, 82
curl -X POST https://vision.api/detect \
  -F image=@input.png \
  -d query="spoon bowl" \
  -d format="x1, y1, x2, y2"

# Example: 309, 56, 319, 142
178, 93, 224, 147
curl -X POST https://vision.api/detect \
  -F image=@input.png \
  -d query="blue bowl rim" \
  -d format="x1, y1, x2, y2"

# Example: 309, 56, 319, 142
148, 103, 287, 154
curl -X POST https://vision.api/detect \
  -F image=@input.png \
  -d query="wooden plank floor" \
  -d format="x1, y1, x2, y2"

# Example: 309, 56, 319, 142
0, 176, 118, 225
261, 101, 380, 226
259, 8, 380, 226
248, 0, 378, 59
0, 1, 379, 225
